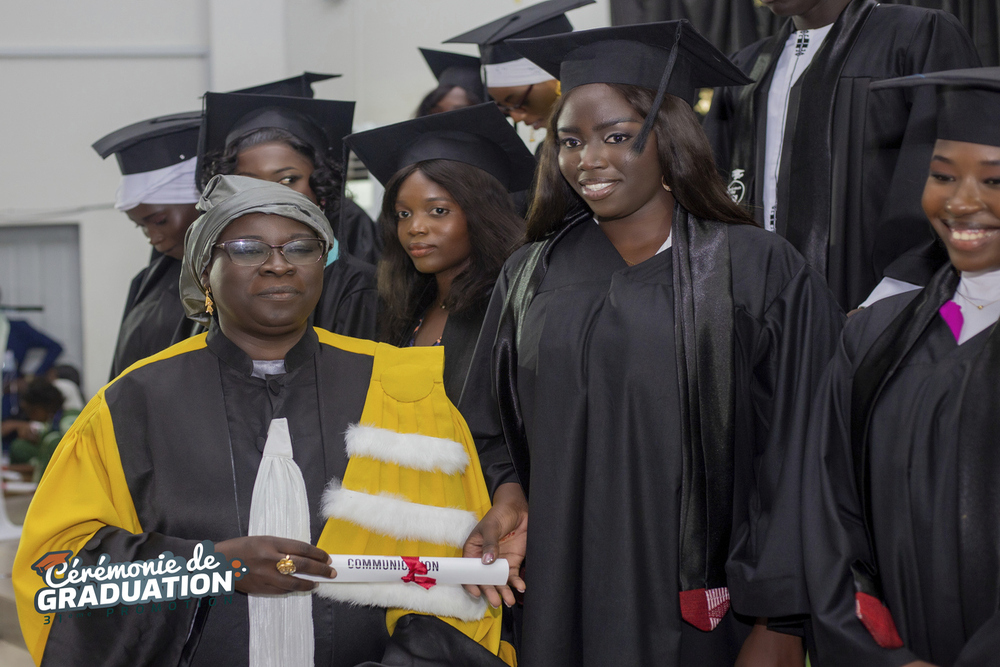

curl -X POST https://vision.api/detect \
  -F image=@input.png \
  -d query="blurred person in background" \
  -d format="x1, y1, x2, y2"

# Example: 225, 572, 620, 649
415, 49, 485, 117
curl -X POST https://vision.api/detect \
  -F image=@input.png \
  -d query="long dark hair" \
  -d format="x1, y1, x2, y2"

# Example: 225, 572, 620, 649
527, 83, 755, 241
377, 159, 523, 344
200, 128, 344, 216
415, 84, 483, 118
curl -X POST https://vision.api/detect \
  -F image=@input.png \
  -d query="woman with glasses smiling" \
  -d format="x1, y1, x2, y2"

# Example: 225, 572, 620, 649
13, 175, 516, 667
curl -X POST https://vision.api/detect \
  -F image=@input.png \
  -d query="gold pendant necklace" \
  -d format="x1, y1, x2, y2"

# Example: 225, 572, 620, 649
956, 288, 1000, 311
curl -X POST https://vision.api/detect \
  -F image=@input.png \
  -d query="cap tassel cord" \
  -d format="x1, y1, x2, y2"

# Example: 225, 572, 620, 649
633, 23, 683, 155
247, 418, 314, 667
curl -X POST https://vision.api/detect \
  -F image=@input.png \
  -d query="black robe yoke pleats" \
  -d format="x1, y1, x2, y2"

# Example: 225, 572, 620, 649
704, 0, 980, 309
38, 326, 389, 667
459, 213, 843, 666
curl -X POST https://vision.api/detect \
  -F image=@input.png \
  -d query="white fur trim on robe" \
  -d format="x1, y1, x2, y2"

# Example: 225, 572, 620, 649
313, 580, 488, 622
344, 424, 470, 474
322, 483, 479, 549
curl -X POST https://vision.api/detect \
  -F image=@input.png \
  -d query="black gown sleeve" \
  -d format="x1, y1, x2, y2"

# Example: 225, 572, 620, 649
870, 9, 981, 288
801, 305, 921, 666
727, 258, 845, 621
456, 256, 520, 498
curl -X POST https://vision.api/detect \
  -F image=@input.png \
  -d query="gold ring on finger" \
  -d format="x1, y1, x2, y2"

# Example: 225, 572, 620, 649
276, 555, 296, 575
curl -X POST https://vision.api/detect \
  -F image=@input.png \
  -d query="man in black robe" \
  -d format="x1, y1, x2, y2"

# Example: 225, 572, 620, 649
704, 0, 980, 310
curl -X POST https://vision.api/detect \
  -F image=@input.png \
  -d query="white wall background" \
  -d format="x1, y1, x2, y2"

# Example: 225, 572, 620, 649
0, 0, 610, 396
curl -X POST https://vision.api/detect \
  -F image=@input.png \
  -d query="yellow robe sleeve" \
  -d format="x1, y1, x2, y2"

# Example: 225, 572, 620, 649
12, 391, 142, 665
12, 335, 206, 665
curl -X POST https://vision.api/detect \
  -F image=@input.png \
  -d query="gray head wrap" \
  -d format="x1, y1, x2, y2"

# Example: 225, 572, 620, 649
180, 174, 334, 325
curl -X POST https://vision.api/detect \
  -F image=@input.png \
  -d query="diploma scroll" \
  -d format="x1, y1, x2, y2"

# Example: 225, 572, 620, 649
295, 555, 510, 587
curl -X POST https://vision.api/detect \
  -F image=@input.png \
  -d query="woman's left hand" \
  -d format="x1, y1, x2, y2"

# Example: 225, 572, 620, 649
735, 619, 805, 667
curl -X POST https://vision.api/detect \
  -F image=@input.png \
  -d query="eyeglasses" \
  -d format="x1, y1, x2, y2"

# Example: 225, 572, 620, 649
495, 84, 535, 114
212, 238, 328, 267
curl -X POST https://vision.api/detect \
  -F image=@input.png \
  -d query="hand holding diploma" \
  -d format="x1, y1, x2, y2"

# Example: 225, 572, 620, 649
294, 555, 510, 586
215, 536, 334, 594
462, 482, 529, 608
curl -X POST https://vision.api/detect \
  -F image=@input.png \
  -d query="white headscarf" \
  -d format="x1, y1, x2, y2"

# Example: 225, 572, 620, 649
482, 57, 555, 88
115, 157, 200, 211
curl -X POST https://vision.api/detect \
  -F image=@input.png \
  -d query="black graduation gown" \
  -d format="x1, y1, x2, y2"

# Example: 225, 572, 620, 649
459, 217, 843, 666
703, 0, 980, 310
314, 253, 378, 340
335, 198, 383, 266
41, 325, 390, 667
802, 290, 1000, 666
110, 254, 189, 380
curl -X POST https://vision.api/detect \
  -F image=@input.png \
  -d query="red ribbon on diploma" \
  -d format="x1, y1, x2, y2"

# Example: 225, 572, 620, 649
400, 557, 437, 590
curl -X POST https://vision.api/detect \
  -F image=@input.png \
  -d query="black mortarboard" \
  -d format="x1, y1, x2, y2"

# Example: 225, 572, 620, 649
92, 111, 202, 175
445, 0, 595, 65
199, 92, 355, 185
508, 20, 752, 151
420, 48, 485, 99
344, 103, 537, 192
871, 67, 1000, 148
230, 72, 340, 98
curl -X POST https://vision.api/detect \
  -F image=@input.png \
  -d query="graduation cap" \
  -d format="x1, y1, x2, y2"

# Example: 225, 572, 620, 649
344, 102, 537, 192
508, 20, 752, 152
445, 0, 595, 66
199, 92, 355, 185
420, 48, 485, 99
92, 111, 202, 175
230, 72, 340, 98
871, 67, 1000, 148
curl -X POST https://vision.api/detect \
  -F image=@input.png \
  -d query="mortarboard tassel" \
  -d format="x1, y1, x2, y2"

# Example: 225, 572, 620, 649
632, 23, 684, 156
247, 418, 314, 667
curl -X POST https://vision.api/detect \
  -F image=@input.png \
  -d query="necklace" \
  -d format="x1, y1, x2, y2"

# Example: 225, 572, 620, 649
956, 288, 1000, 311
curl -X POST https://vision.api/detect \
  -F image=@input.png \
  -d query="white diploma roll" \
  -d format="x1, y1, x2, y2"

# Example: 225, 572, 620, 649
294, 555, 510, 586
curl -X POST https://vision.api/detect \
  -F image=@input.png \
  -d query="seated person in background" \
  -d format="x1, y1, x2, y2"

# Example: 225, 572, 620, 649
4, 378, 79, 478
415, 48, 484, 117
199, 92, 379, 337
346, 103, 531, 403
2, 296, 63, 447
13, 175, 513, 667
45, 364, 85, 412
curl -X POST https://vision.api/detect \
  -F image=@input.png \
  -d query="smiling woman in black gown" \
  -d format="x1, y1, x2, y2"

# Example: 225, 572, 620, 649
802, 69, 1000, 667
458, 20, 844, 667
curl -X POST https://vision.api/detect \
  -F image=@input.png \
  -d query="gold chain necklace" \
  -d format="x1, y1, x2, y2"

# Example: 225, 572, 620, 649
956, 288, 1000, 311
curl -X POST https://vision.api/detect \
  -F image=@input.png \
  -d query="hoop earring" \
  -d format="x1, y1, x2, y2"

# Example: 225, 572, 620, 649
205, 290, 214, 315
661, 177, 672, 192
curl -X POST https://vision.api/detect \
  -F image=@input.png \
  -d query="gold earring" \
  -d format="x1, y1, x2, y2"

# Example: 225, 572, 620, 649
662, 177, 672, 192
205, 291, 214, 315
